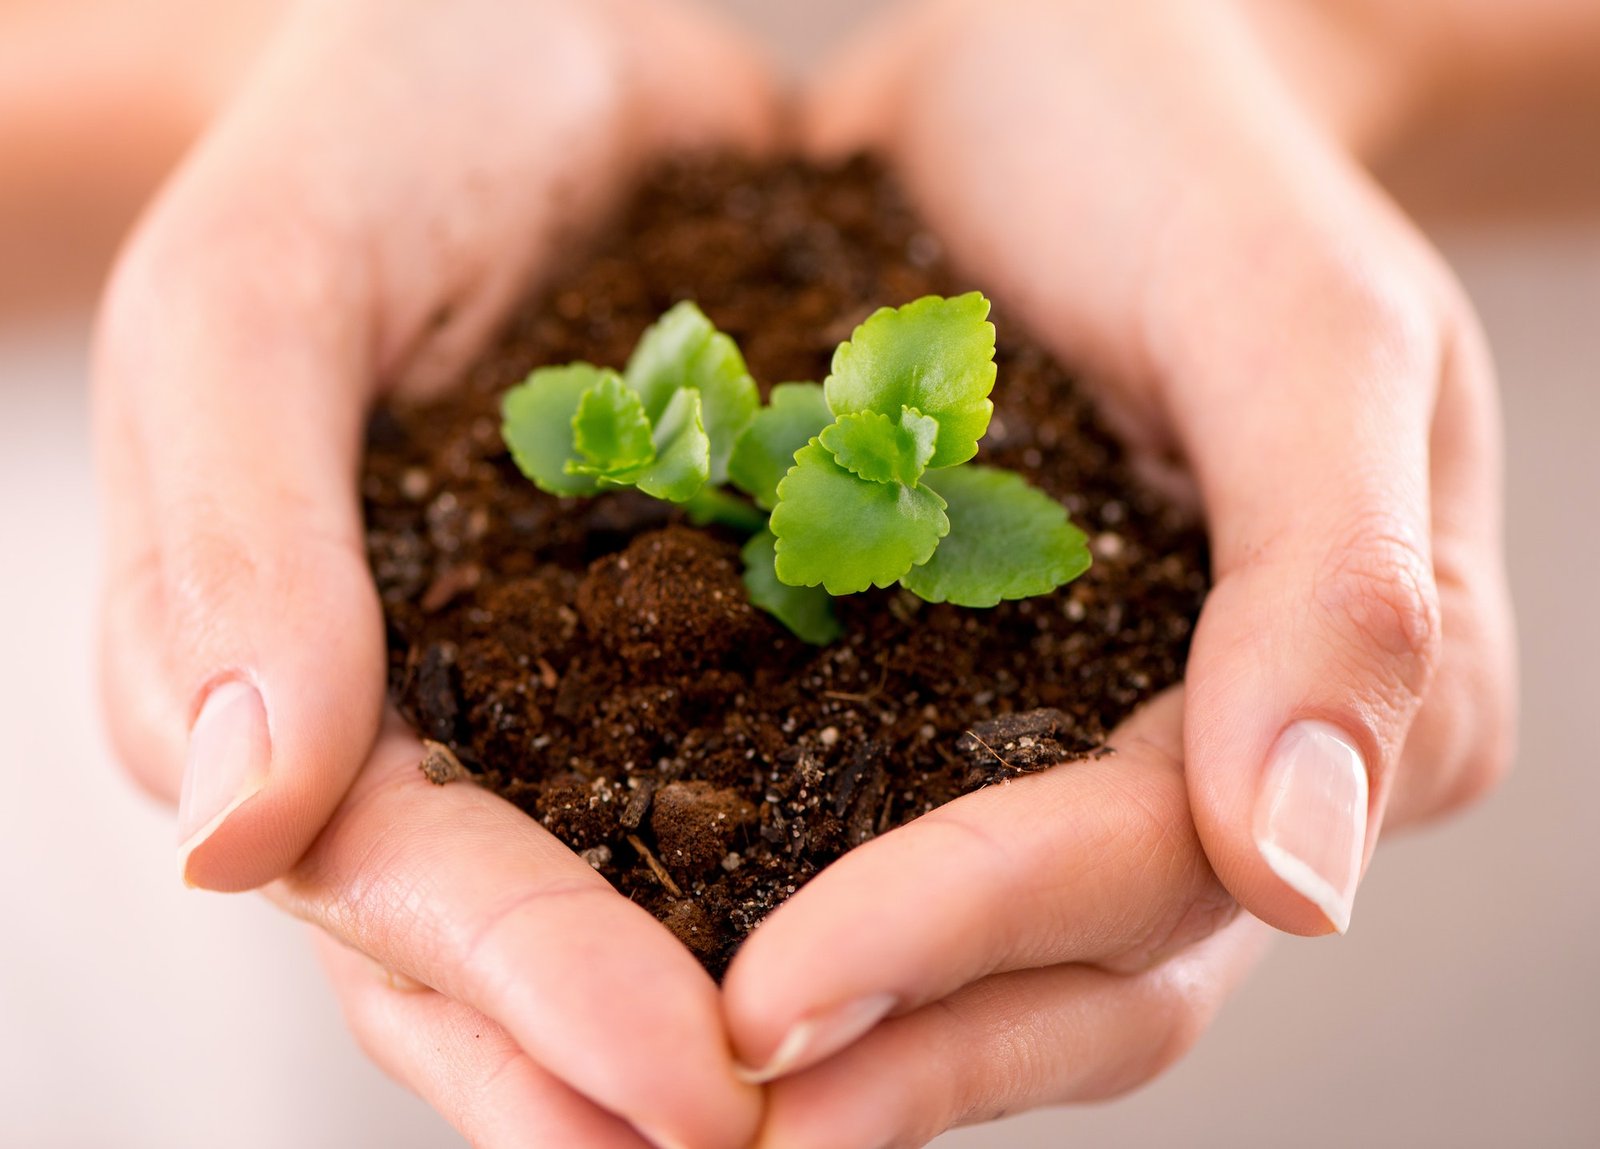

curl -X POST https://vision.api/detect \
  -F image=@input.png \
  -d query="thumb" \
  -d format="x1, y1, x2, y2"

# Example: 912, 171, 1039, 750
1150, 185, 1448, 936
90, 0, 636, 893
94, 195, 386, 892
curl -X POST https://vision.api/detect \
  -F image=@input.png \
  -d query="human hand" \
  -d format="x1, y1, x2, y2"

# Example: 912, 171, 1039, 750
93, 1, 774, 1143
723, 1, 1517, 1142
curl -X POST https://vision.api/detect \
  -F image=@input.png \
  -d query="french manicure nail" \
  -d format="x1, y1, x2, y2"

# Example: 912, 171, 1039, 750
1253, 720, 1368, 934
177, 679, 271, 884
634, 1128, 690, 1149
736, 992, 897, 1084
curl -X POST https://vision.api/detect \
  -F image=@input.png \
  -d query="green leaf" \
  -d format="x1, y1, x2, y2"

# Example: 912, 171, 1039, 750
818, 406, 938, 486
567, 373, 655, 478
500, 364, 604, 497
624, 300, 758, 484
824, 293, 996, 469
631, 387, 710, 502
771, 440, 949, 595
741, 527, 842, 645
901, 466, 1092, 607
727, 382, 833, 510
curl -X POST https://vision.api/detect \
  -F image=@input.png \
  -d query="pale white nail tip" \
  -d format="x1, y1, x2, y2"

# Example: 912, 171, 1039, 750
735, 991, 897, 1084
633, 1127, 690, 1149
177, 778, 267, 887
735, 1021, 815, 1085
1258, 839, 1353, 934
1253, 719, 1368, 935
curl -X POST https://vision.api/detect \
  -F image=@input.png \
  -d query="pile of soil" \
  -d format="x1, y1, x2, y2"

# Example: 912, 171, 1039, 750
361, 157, 1209, 977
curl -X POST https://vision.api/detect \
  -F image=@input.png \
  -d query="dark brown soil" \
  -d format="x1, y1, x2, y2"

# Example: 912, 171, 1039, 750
361, 157, 1209, 977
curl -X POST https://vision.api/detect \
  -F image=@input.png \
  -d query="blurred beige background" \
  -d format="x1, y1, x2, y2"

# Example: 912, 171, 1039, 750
2, 2, 1597, 1146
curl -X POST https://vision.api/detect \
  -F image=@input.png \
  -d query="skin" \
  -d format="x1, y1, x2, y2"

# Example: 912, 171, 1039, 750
93, 2, 776, 1146
92, 0, 1600, 1144
729, 3, 1523, 1140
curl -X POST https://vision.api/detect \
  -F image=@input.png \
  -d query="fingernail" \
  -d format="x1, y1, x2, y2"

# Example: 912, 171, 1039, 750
634, 1127, 690, 1149
1253, 720, 1369, 934
735, 992, 896, 1084
348, 946, 427, 992
177, 679, 271, 884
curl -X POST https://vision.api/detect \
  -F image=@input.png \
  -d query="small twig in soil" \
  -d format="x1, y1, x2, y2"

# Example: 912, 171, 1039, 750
534, 657, 559, 690
420, 739, 470, 785
823, 660, 892, 703
619, 779, 657, 830
420, 563, 481, 613
625, 833, 684, 898
962, 729, 1016, 772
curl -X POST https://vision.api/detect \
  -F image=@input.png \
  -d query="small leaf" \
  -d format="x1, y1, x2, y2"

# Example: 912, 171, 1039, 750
727, 382, 833, 510
632, 387, 710, 502
902, 466, 1091, 607
568, 373, 655, 478
741, 527, 842, 645
624, 300, 758, 485
500, 364, 605, 496
819, 406, 938, 486
771, 440, 949, 595
824, 292, 996, 469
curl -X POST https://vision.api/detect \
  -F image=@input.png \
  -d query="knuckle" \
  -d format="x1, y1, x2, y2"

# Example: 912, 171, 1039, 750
1144, 977, 1215, 1083
165, 522, 261, 616
456, 881, 615, 996
1083, 752, 1239, 973
1440, 585, 1518, 814
1337, 268, 1438, 382
1429, 675, 1517, 819
1113, 959, 1225, 1098
1439, 733, 1514, 815
1314, 523, 1442, 706
1110, 878, 1240, 975
1078, 974, 1216, 1104
96, 197, 358, 397
98, 559, 182, 803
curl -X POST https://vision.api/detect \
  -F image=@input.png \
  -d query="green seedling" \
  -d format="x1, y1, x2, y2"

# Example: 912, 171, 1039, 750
502, 293, 1092, 643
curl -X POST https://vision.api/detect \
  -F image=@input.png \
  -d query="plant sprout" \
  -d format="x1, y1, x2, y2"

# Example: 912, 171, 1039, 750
501, 293, 1091, 643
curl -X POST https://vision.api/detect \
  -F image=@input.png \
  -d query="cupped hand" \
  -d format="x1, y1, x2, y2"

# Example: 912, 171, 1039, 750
93, 0, 775, 1144
725, 1, 1517, 1142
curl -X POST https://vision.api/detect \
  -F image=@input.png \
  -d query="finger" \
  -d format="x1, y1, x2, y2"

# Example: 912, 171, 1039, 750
315, 933, 656, 1149
724, 690, 1238, 1082
93, 180, 387, 893
1388, 297, 1517, 824
796, 0, 913, 160
272, 718, 761, 1149
613, 0, 782, 155
755, 917, 1272, 1149
1152, 179, 1450, 937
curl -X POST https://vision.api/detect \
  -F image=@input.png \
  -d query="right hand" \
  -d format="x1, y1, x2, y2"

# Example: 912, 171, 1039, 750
93, 2, 775, 1144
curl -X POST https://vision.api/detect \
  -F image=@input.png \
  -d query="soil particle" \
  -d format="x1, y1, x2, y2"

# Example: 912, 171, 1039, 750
363, 156, 1210, 977
956, 708, 1103, 788
650, 781, 759, 882
576, 528, 765, 672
